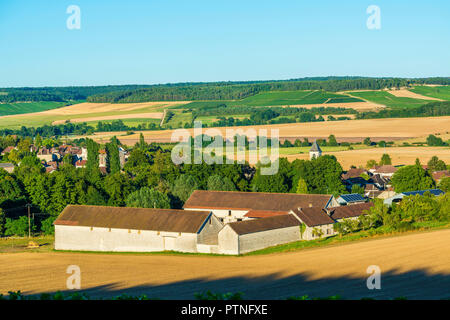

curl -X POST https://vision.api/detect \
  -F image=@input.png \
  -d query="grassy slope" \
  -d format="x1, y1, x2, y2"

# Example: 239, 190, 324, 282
347, 91, 429, 109
409, 86, 450, 100
0, 101, 67, 116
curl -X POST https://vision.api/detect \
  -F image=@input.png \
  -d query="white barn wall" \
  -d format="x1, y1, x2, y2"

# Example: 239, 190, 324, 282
55, 225, 198, 253
217, 225, 239, 254
237, 226, 301, 254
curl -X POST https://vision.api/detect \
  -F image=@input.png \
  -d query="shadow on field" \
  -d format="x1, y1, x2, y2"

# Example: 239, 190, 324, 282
42, 268, 450, 300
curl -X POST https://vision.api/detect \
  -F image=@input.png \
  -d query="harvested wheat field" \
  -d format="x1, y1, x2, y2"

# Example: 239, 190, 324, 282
51, 112, 164, 125
285, 146, 450, 169
387, 89, 442, 101
1, 229, 449, 299
113, 116, 450, 145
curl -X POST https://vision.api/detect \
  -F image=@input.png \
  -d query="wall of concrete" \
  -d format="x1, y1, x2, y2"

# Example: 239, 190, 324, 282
237, 226, 300, 254
217, 225, 239, 255
54, 225, 199, 253
302, 224, 335, 241
197, 214, 223, 245
217, 225, 301, 255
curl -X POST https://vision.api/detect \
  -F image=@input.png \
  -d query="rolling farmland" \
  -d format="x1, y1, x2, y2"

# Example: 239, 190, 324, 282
1, 229, 449, 299
347, 91, 430, 109
409, 86, 450, 100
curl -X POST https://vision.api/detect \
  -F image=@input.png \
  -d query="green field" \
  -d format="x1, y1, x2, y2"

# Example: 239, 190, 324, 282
410, 86, 450, 100
178, 90, 363, 110
231, 90, 363, 106
0, 101, 67, 116
347, 91, 429, 109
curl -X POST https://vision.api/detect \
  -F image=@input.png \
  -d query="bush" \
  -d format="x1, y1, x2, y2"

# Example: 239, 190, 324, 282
4, 216, 35, 237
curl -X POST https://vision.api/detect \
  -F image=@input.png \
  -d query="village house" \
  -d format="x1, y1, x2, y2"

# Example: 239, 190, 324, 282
54, 205, 223, 253
36, 147, 55, 162
337, 193, 366, 206
369, 165, 398, 179
75, 159, 87, 168
432, 170, 450, 184
183, 190, 338, 224
290, 207, 336, 240
327, 202, 374, 222
0, 162, 15, 173
1, 146, 16, 156
384, 189, 445, 206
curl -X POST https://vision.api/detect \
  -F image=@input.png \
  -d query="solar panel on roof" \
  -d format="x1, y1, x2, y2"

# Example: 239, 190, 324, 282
340, 193, 365, 202
403, 189, 444, 196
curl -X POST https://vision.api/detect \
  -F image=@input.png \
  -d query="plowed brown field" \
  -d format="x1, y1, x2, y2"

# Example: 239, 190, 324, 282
1, 229, 449, 299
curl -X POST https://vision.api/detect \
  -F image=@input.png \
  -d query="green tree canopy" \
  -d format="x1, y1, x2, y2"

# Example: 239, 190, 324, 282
391, 164, 435, 193
126, 187, 171, 209
207, 175, 237, 191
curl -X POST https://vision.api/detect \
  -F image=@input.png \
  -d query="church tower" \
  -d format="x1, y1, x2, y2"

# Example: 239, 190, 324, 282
309, 140, 322, 160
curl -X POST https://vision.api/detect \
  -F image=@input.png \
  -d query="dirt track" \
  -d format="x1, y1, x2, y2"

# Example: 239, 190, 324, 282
1, 229, 449, 299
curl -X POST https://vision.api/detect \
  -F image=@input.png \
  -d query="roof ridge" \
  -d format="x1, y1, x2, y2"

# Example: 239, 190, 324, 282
191, 190, 332, 197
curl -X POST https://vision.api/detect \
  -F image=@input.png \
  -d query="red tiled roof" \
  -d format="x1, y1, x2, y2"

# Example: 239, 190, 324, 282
374, 165, 397, 174
342, 168, 367, 180
244, 210, 289, 218
432, 170, 450, 181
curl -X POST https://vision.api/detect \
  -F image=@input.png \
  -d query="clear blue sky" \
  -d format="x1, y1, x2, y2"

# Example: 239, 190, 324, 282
0, 0, 449, 87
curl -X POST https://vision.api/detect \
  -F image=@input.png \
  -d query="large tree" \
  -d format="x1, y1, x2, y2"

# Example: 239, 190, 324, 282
126, 187, 170, 209
171, 174, 199, 203
207, 175, 237, 191
391, 164, 435, 192
427, 156, 447, 172
106, 136, 121, 174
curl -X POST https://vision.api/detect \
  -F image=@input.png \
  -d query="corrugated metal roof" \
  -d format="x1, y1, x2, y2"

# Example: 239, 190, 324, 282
184, 190, 333, 212
228, 215, 301, 235
54, 205, 211, 234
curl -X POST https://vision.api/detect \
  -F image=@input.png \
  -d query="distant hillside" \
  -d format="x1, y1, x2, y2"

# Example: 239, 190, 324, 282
86, 77, 450, 103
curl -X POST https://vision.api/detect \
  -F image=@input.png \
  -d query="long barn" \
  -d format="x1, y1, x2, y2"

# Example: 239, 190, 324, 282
54, 205, 223, 253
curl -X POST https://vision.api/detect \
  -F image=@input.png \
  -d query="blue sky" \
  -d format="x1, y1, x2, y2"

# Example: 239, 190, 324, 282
0, 0, 449, 87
